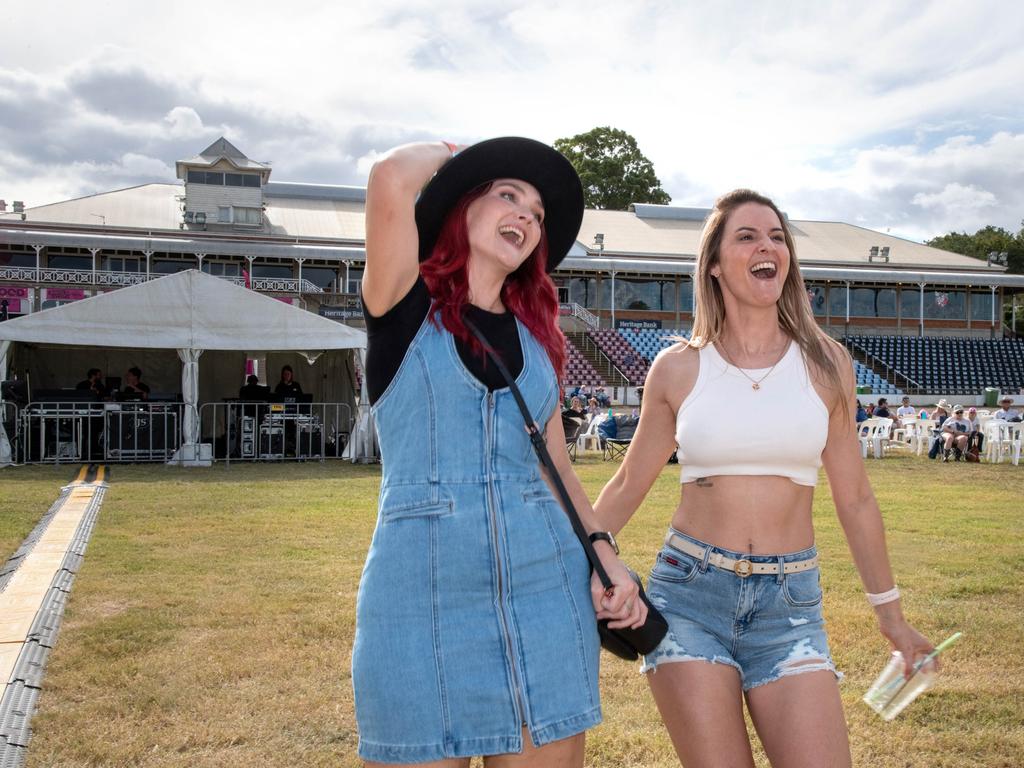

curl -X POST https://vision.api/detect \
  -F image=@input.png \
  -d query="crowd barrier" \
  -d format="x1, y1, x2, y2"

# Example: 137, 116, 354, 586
199, 401, 353, 464
12, 400, 183, 464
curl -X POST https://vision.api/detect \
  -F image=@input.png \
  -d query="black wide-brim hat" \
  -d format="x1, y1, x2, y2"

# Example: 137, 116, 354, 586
415, 137, 584, 272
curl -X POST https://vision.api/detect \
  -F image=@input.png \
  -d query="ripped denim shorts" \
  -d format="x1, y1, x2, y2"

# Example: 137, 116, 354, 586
641, 527, 843, 691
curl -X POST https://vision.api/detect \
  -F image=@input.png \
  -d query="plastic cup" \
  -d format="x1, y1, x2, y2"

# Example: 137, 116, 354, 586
863, 651, 936, 720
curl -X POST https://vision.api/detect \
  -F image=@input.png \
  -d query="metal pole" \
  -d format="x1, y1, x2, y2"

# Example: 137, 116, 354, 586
610, 270, 616, 329
991, 286, 997, 339
919, 282, 925, 338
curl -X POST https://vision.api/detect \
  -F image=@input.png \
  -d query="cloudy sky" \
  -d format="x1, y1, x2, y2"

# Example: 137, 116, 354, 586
1, 1, 1022, 241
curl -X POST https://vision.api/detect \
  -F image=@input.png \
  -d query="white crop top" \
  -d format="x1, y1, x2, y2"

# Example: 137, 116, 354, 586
674, 341, 830, 487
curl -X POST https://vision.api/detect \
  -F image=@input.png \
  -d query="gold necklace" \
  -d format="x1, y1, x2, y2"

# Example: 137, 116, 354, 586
716, 339, 789, 391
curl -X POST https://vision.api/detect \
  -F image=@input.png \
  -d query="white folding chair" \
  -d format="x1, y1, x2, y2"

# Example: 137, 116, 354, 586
576, 413, 606, 453
859, 418, 880, 459
989, 421, 1022, 466
914, 419, 937, 456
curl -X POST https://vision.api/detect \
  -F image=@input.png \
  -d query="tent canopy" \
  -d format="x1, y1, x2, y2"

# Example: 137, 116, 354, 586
0, 269, 366, 352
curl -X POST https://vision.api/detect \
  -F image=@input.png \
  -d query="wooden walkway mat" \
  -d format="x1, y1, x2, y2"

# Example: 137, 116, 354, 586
0, 465, 108, 764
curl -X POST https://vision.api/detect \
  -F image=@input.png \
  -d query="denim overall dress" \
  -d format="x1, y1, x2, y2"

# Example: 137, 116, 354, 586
352, 313, 601, 763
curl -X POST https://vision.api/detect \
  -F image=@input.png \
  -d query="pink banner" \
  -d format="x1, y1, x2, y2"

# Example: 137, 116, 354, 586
0, 285, 28, 313
43, 288, 86, 301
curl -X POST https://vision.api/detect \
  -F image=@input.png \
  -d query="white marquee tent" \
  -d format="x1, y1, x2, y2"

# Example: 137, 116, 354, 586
0, 269, 375, 465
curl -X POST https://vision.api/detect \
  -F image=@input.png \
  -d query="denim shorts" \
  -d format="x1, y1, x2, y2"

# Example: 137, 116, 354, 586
642, 528, 842, 691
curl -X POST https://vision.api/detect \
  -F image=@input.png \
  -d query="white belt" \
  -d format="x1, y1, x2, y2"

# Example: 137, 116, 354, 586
664, 531, 819, 578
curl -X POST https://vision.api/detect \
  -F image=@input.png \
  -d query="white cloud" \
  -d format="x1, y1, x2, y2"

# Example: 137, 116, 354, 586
912, 183, 998, 211
0, 0, 1022, 239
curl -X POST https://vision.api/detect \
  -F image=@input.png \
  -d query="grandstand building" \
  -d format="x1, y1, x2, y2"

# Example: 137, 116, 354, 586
3, 137, 1023, 398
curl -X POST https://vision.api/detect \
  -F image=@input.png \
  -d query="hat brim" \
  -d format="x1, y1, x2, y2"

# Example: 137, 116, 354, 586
414, 137, 584, 272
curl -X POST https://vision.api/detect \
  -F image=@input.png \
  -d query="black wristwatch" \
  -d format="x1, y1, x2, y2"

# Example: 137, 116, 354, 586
588, 531, 619, 555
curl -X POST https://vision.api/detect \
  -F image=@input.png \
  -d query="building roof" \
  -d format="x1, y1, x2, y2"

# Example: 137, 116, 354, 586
575, 207, 986, 271
0, 181, 999, 275
175, 136, 271, 174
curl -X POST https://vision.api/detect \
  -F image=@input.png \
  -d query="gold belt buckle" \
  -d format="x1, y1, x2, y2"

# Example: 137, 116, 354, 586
733, 559, 753, 578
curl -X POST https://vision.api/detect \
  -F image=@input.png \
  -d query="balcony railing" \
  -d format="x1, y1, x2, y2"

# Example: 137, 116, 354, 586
0, 267, 329, 295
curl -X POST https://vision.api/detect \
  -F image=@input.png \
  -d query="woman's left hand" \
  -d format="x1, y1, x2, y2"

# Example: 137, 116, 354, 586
878, 615, 937, 677
590, 542, 648, 630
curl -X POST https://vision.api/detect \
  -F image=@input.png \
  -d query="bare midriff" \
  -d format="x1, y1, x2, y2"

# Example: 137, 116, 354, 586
672, 474, 816, 555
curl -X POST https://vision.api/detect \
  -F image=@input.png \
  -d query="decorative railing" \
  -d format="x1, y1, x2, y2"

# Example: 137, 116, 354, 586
0, 266, 38, 282
571, 303, 599, 329
0, 268, 329, 295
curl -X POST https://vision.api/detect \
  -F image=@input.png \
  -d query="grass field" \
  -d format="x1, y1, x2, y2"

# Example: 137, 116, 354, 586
2, 456, 1022, 767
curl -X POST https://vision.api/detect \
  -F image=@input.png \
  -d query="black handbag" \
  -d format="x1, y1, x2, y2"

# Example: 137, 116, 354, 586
466, 320, 668, 660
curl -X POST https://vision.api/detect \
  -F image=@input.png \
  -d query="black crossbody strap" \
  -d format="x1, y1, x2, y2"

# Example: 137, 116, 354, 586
464, 318, 613, 590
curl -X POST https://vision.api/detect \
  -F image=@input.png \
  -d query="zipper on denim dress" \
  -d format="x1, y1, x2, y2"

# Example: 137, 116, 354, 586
485, 391, 529, 730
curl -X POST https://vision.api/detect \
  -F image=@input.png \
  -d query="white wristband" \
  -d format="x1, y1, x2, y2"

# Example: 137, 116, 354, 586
866, 586, 900, 606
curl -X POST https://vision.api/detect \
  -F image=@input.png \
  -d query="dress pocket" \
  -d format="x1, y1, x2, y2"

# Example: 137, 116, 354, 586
782, 569, 823, 607
379, 485, 454, 523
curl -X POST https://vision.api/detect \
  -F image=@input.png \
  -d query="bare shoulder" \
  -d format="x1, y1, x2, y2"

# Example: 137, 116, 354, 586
804, 335, 855, 414
647, 341, 700, 413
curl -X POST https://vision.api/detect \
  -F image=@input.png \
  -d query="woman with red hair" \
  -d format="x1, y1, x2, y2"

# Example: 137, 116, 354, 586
352, 138, 643, 766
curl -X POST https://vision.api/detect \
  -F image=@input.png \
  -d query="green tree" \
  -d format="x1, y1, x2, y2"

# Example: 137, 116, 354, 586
927, 223, 1023, 275
553, 127, 671, 210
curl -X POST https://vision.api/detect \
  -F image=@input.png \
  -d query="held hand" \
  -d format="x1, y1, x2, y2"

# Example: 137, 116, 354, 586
879, 615, 937, 677
589, 542, 648, 630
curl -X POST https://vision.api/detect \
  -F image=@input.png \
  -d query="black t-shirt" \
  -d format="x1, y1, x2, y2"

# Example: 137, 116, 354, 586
275, 380, 304, 397
364, 277, 523, 405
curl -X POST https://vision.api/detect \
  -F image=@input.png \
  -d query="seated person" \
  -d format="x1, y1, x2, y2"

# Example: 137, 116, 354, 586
994, 396, 1021, 422
120, 366, 150, 400
855, 400, 868, 424
940, 405, 972, 462
239, 374, 269, 401
594, 386, 611, 407
965, 407, 984, 459
896, 396, 916, 420
561, 395, 587, 437
274, 365, 303, 398
75, 368, 108, 400
874, 398, 891, 419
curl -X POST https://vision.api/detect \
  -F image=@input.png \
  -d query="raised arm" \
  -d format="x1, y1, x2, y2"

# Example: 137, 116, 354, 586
362, 142, 455, 317
819, 346, 935, 674
592, 346, 691, 535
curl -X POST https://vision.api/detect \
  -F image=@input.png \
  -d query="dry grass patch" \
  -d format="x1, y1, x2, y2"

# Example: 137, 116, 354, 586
0, 457, 1020, 767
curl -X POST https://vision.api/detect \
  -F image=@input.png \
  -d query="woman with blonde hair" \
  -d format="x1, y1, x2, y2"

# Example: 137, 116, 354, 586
592, 189, 935, 766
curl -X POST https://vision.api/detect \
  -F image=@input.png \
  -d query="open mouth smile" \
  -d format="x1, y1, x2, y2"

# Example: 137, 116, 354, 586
498, 225, 526, 248
750, 261, 778, 280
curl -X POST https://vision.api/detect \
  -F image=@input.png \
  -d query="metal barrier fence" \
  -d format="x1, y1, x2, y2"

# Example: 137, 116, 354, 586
199, 401, 353, 464
14, 401, 183, 464
2, 400, 18, 460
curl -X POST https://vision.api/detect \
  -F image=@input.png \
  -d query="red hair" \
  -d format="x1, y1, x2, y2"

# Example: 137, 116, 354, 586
420, 183, 566, 379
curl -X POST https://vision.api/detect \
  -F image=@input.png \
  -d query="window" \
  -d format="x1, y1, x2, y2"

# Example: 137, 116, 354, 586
806, 284, 827, 317
601, 278, 674, 311
218, 207, 231, 223
101, 256, 141, 272
970, 291, 994, 321
152, 259, 194, 274
346, 268, 363, 295
202, 261, 242, 277
829, 286, 897, 318
556, 285, 569, 303
253, 264, 292, 279
234, 207, 261, 225
46, 254, 92, 270
925, 290, 965, 319
678, 278, 694, 313
186, 170, 261, 187
0, 251, 36, 268
301, 266, 338, 290
568, 277, 597, 308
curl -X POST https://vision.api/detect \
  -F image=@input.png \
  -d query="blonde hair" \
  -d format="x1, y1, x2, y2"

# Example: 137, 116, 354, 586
689, 189, 847, 404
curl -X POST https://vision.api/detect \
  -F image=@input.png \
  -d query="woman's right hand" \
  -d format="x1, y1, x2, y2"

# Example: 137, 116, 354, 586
590, 542, 647, 630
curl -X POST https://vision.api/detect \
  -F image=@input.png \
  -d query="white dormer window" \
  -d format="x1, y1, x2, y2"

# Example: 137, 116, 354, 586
218, 206, 231, 223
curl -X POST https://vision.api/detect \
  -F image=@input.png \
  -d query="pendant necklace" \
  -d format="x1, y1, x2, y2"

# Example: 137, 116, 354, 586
717, 339, 787, 391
